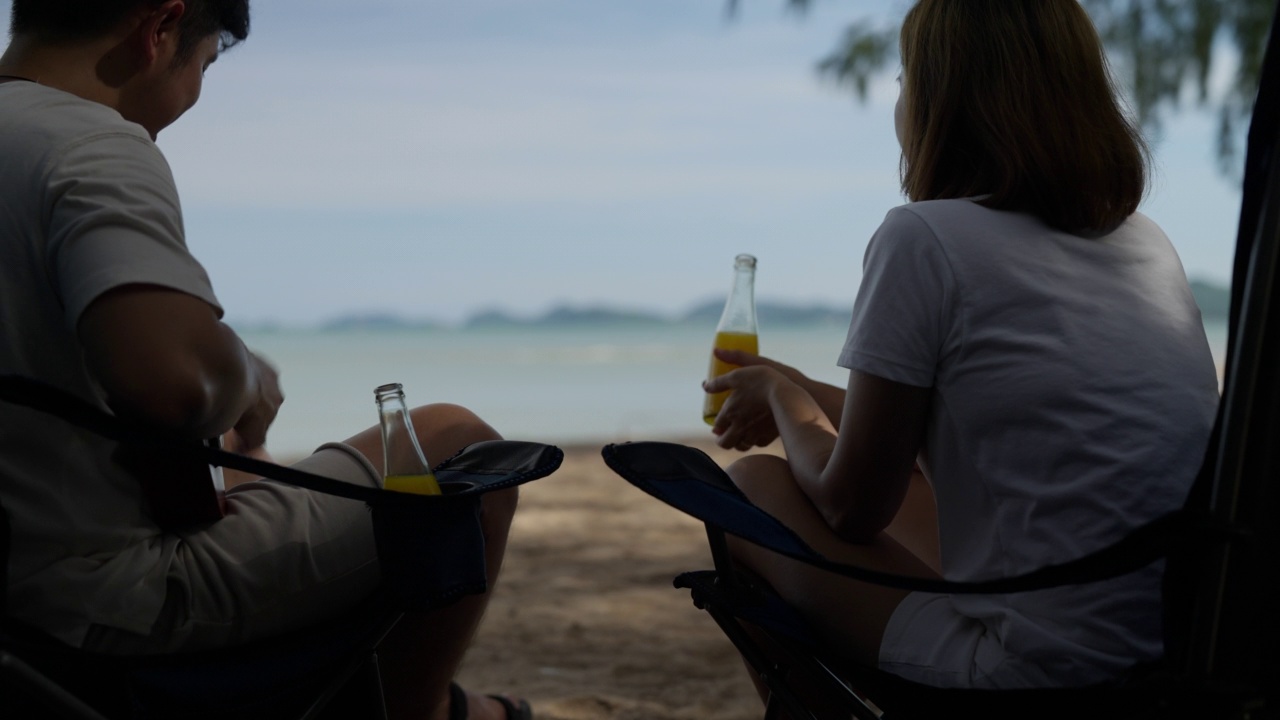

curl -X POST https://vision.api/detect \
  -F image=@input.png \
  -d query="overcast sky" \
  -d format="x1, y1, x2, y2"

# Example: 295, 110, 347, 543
4, 0, 1245, 326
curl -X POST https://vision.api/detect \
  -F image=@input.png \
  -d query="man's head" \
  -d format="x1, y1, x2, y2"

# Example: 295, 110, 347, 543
6, 0, 250, 138
10, 0, 249, 64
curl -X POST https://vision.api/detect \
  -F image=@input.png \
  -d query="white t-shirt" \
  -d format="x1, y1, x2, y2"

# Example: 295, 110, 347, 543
839, 199, 1220, 686
0, 81, 221, 645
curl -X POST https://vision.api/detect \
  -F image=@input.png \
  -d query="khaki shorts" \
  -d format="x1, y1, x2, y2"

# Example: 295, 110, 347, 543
83, 442, 384, 655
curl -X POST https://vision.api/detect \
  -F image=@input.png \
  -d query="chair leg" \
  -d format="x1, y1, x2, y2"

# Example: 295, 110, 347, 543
0, 648, 110, 720
701, 524, 882, 720
764, 692, 785, 720
366, 652, 389, 720
704, 597, 877, 720
310, 653, 388, 720
302, 610, 402, 720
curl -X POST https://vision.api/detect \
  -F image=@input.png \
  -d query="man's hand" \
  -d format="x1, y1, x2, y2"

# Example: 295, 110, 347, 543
229, 352, 282, 451
78, 284, 272, 441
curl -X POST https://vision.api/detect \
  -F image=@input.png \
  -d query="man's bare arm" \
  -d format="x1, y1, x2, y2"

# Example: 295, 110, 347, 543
77, 284, 280, 447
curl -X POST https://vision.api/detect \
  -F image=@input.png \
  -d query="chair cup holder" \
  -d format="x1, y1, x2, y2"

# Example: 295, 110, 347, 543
368, 492, 487, 612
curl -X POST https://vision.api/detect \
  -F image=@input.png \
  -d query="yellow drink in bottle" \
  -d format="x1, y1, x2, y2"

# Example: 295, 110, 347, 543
383, 472, 443, 495
703, 330, 759, 424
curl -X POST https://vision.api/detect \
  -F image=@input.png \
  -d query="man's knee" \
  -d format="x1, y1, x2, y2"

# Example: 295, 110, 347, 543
407, 403, 502, 462
481, 486, 519, 532
409, 403, 501, 440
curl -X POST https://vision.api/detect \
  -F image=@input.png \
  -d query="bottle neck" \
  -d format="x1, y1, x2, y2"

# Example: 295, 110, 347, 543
376, 388, 432, 477
717, 265, 757, 334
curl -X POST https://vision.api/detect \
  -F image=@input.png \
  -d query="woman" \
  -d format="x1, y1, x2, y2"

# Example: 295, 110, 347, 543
704, 0, 1220, 691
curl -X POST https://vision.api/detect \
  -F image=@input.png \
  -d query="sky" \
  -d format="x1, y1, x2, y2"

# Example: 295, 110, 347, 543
3, 0, 1247, 327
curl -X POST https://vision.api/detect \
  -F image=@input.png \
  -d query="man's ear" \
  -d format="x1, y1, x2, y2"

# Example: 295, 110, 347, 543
136, 0, 187, 66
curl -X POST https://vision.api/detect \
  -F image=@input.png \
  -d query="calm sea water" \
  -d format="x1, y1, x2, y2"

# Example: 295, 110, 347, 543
241, 319, 1231, 460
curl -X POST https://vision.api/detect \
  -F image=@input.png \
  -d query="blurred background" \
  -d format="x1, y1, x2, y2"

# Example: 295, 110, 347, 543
3, 0, 1268, 454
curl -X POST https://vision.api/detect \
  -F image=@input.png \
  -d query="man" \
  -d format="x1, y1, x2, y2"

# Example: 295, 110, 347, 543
0, 2, 529, 717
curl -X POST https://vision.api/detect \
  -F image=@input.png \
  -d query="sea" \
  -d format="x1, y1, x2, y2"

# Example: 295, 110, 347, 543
239, 318, 1232, 460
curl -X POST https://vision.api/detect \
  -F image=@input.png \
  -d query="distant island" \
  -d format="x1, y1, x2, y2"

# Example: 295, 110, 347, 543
234, 278, 1232, 333
1189, 279, 1230, 319
304, 299, 855, 333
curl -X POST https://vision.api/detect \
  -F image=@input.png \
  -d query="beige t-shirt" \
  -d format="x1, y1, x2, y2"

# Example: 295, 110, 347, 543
0, 81, 222, 646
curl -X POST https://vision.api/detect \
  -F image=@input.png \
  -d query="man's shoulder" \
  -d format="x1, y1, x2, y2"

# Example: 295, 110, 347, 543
1, 83, 151, 155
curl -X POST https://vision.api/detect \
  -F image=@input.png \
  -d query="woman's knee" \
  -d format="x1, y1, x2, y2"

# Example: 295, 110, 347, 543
721, 454, 793, 564
725, 454, 793, 503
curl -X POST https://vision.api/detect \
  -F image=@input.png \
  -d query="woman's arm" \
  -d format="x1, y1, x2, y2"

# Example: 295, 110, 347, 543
805, 371, 931, 542
707, 365, 930, 544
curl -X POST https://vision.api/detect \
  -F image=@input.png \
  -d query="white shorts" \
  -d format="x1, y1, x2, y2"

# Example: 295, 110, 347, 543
878, 592, 1059, 689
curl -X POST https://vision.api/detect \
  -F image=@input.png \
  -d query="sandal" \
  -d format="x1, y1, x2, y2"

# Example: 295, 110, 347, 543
448, 682, 534, 720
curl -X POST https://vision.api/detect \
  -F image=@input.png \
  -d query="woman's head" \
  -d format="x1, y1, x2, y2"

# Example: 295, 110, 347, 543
897, 0, 1149, 234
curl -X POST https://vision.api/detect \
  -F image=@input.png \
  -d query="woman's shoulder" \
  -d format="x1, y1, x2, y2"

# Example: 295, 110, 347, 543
1113, 210, 1166, 237
891, 200, 1168, 243
879, 199, 1044, 251
893, 197, 1034, 223
887, 197, 1023, 232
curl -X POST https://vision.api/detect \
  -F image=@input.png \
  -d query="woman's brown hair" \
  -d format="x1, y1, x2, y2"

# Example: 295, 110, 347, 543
898, 0, 1150, 234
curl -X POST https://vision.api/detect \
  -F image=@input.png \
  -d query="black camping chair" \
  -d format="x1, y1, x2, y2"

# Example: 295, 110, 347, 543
0, 377, 563, 720
603, 5, 1280, 717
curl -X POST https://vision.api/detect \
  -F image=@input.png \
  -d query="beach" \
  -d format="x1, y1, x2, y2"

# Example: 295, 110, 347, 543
453, 437, 780, 720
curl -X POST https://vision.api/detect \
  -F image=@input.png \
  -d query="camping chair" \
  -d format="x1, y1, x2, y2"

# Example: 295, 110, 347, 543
0, 377, 563, 720
603, 4, 1280, 717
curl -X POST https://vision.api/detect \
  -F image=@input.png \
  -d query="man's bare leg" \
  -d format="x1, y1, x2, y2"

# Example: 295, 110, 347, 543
342, 404, 523, 720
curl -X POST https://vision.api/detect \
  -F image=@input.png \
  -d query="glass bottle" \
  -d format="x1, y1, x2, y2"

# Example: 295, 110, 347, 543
375, 382, 443, 495
702, 254, 760, 425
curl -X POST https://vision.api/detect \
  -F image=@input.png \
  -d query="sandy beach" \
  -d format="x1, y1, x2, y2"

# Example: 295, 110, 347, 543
453, 437, 782, 720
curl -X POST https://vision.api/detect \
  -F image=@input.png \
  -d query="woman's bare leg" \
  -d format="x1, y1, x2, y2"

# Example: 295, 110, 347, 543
720, 454, 939, 712
883, 467, 941, 574
342, 404, 521, 720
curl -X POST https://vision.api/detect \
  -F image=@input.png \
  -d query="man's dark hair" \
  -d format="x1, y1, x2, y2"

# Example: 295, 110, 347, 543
10, 0, 250, 60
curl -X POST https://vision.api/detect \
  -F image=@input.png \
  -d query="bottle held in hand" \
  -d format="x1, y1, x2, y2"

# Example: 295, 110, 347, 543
703, 254, 759, 425
375, 382, 443, 495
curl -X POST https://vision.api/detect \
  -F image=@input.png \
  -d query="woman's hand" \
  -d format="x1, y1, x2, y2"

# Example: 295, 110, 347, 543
704, 364, 796, 451
713, 349, 849, 429
713, 349, 809, 387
